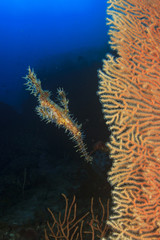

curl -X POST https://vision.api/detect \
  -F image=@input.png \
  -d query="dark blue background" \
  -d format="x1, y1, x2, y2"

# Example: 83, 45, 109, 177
0, 1, 112, 229
0, 0, 109, 111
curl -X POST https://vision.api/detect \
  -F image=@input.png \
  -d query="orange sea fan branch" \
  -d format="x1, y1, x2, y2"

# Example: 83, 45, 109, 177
98, 0, 160, 239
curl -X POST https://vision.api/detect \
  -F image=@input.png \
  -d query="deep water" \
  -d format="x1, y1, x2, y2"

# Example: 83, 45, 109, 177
0, 0, 115, 239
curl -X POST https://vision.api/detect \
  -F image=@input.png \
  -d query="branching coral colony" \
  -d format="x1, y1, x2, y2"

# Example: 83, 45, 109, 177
24, 0, 160, 239
98, 0, 160, 239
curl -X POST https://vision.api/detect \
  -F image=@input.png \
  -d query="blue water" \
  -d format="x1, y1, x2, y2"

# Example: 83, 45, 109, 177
0, 0, 108, 112
0, 1, 112, 232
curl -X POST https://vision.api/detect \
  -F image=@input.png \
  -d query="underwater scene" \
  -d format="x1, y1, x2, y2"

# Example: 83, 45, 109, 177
1, 0, 160, 239
0, 0, 113, 239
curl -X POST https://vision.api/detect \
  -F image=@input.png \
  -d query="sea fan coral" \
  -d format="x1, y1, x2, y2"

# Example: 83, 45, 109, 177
98, 0, 160, 239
